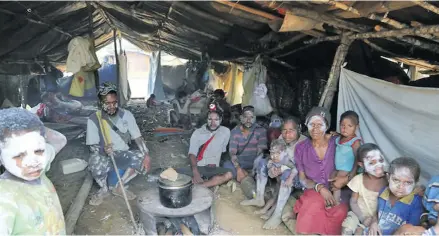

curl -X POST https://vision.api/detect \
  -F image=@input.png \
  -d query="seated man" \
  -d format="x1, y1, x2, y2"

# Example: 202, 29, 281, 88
177, 104, 233, 187
223, 106, 267, 182
86, 82, 151, 206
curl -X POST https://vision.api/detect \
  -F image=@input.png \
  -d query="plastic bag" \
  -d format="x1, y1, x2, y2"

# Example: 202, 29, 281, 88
250, 83, 273, 116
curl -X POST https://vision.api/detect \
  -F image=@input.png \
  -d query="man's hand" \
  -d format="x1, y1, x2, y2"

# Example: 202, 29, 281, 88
319, 187, 336, 207
192, 168, 204, 184
104, 143, 114, 155
236, 167, 248, 182
142, 154, 151, 172
329, 175, 349, 190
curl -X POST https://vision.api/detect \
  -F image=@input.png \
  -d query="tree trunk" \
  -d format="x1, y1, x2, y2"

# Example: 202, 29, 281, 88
319, 34, 353, 109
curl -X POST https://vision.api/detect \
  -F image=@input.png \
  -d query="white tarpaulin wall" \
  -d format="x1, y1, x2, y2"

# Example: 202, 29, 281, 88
337, 68, 439, 184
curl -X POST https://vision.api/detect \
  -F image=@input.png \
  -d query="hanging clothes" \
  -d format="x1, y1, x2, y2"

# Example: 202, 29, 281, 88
66, 36, 100, 74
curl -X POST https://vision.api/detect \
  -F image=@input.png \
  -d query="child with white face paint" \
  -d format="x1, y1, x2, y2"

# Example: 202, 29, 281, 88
332, 111, 362, 205
362, 157, 423, 236
0, 108, 67, 235
341, 143, 388, 235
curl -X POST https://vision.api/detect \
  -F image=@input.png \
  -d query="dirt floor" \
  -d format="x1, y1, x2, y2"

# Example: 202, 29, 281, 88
47, 100, 291, 235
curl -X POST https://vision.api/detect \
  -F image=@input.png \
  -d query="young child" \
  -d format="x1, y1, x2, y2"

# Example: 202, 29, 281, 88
341, 143, 388, 235
267, 139, 298, 187
424, 175, 439, 229
0, 108, 67, 235
362, 157, 424, 235
332, 110, 362, 204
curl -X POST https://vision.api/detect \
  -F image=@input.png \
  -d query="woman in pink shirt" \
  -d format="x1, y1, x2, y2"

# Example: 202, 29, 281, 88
287, 107, 348, 235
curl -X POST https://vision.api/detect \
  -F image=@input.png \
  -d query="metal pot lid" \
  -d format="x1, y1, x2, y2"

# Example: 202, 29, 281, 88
158, 173, 192, 187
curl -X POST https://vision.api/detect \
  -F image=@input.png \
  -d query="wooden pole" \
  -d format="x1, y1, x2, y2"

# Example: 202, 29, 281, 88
113, 29, 121, 102
412, 1, 439, 15
87, 2, 100, 91
305, 24, 439, 43
319, 34, 353, 109
65, 173, 93, 235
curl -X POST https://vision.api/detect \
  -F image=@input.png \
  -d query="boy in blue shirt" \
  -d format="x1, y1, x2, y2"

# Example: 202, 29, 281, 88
362, 157, 424, 235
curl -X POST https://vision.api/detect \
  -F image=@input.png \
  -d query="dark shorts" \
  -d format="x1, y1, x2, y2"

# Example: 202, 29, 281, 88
176, 166, 232, 179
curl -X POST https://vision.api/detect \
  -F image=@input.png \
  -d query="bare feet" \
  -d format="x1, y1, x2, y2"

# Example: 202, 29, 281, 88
263, 212, 283, 229
240, 198, 265, 207
261, 206, 275, 220
112, 186, 136, 200
254, 208, 268, 215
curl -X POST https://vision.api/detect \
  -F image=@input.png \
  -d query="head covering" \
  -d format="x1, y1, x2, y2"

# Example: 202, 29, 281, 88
98, 82, 117, 97
305, 106, 331, 126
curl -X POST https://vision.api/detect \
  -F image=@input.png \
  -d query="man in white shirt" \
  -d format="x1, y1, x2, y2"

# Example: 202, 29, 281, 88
178, 104, 232, 187
86, 82, 151, 205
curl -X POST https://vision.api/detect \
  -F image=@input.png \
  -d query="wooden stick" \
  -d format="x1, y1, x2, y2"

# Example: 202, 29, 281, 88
263, 34, 307, 55
412, 1, 439, 15
65, 173, 93, 235
310, 0, 439, 42
306, 24, 439, 42
319, 34, 353, 109
214, 0, 281, 20
274, 44, 314, 58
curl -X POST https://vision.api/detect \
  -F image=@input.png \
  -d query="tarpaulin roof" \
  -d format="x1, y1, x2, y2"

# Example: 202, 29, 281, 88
2, 1, 439, 75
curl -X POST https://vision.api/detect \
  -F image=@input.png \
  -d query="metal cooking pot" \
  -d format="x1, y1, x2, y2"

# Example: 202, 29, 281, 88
158, 173, 193, 208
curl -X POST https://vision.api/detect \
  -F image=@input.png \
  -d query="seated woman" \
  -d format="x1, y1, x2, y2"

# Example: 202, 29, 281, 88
284, 107, 348, 235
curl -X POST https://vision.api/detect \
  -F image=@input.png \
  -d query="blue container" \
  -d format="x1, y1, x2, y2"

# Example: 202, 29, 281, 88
108, 169, 126, 187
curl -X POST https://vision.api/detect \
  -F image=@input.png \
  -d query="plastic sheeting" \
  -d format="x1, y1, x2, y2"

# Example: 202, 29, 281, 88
337, 68, 439, 184
152, 51, 166, 100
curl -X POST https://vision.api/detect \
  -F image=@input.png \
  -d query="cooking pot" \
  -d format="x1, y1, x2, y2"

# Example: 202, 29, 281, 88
158, 173, 193, 208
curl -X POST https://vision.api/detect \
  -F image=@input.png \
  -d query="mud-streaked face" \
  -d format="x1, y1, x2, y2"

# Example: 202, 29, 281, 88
364, 150, 386, 177
388, 167, 415, 198
101, 93, 118, 116
269, 145, 288, 163
0, 131, 49, 180
307, 116, 327, 139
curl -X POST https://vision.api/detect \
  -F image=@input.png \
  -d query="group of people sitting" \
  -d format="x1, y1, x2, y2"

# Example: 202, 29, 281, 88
184, 101, 439, 235
1, 81, 438, 236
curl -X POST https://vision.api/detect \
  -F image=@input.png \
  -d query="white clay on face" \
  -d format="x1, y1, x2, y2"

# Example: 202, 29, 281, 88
364, 150, 386, 177
307, 116, 327, 134
0, 131, 48, 180
389, 167, 415, 198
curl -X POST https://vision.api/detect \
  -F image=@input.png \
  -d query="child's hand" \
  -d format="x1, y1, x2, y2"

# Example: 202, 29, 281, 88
283, 175, 294, 187
368, 221, 382, 236
363, 217, 373, 227
268, 167, 282, 178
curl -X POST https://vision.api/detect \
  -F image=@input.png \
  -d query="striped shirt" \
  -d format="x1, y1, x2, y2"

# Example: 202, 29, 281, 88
229, 125, 267, 166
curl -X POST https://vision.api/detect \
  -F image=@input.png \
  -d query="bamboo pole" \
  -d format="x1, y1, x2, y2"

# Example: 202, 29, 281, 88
263, 34, 307, 55
319, 34, 353, 109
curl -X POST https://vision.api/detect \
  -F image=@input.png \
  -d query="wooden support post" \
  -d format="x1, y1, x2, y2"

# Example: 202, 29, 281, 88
319, 34, 353, 109
87, 2, 100, 91
113, 30, 121, 102
65, 173, 93, 235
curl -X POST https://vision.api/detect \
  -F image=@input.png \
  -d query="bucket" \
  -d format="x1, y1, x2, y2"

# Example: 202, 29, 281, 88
108, 169, 126, 187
